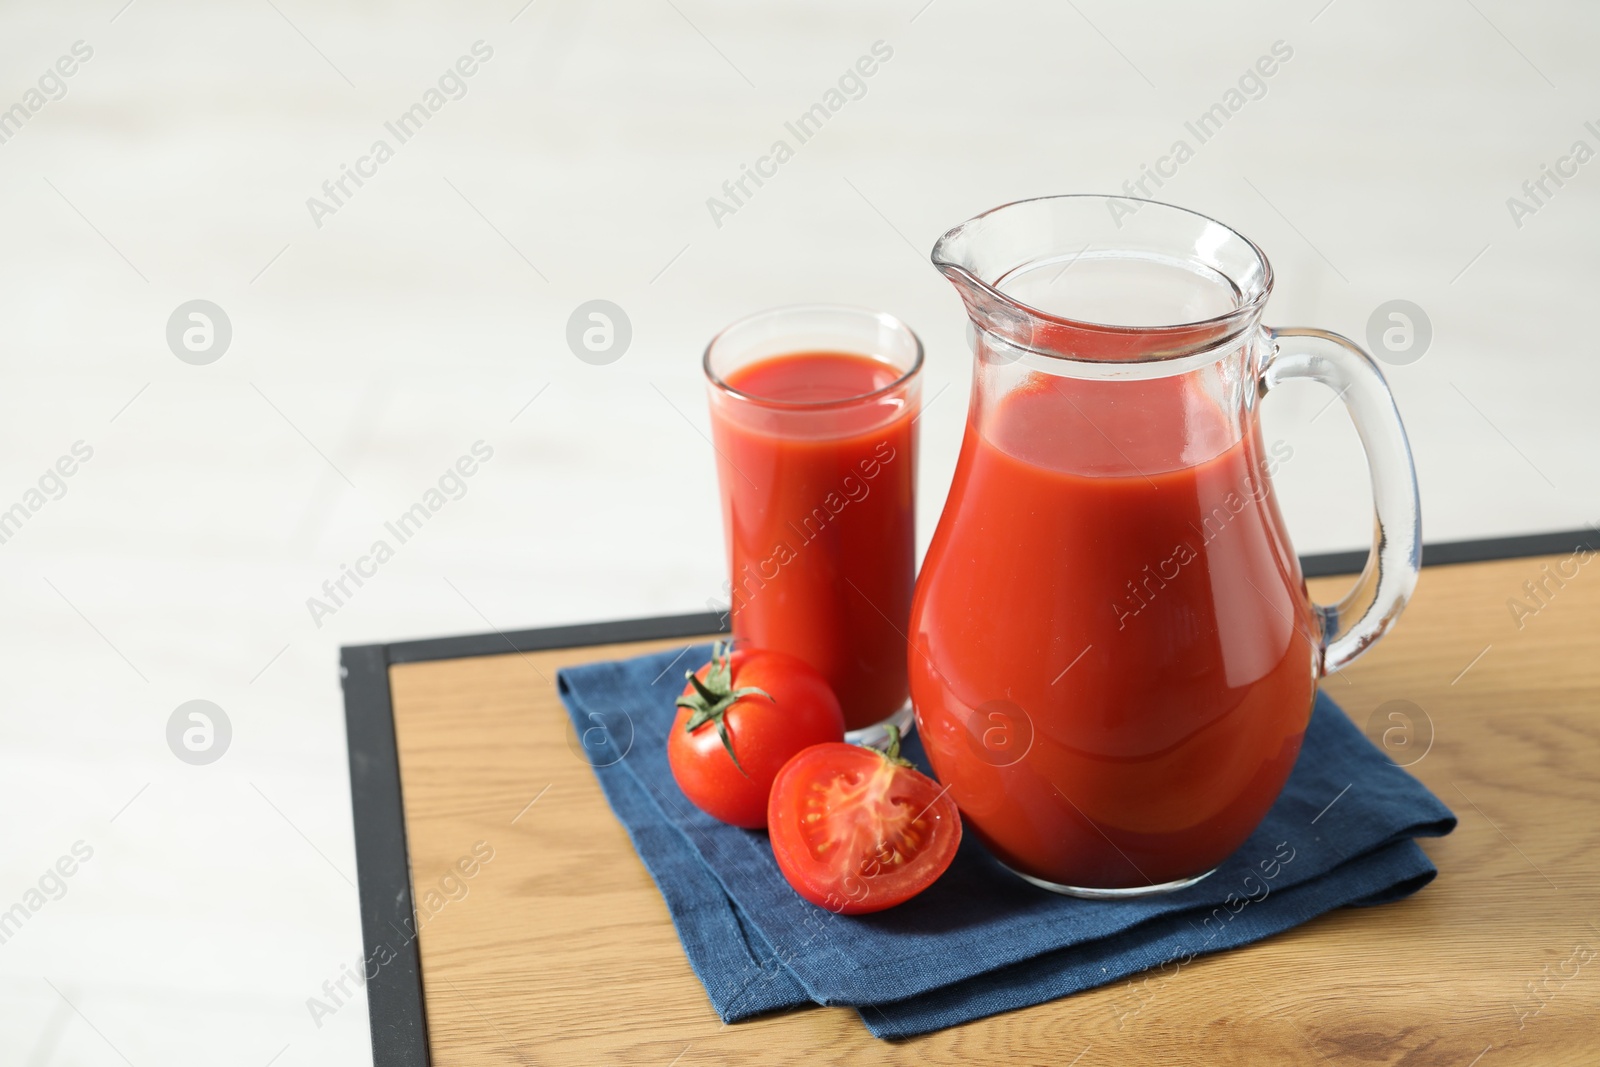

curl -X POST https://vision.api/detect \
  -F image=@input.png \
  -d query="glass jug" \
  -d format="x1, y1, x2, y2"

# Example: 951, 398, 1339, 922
908, 195, 1421, 897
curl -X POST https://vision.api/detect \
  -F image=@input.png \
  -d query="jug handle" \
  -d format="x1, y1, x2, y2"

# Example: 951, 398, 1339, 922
1259, 327, 1422, 677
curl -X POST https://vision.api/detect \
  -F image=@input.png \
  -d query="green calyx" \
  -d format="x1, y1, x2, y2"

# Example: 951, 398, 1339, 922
676, 641, 771, 777
877, 724, 914, 768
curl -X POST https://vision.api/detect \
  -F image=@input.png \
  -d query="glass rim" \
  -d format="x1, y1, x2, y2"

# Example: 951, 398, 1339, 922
702, 303, 925, 411
931, 193, 1276, 346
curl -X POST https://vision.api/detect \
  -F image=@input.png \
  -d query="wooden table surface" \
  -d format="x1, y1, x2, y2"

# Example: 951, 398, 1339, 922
382, 552, 1600, 1066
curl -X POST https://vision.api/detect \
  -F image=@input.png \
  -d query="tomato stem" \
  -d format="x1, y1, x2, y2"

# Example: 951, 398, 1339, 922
872, 724, 915, 769
675, 641, 771, 778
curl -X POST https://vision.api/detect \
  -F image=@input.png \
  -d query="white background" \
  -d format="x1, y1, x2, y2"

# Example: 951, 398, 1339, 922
0, 1, 1595, 1063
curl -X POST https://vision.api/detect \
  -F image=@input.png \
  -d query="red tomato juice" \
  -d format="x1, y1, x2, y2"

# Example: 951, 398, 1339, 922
710, 351, 916, 731
909, 375, 1317, 889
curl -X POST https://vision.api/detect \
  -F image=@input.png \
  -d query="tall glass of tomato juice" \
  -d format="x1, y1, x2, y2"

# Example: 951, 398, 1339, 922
704, 306, 922, 742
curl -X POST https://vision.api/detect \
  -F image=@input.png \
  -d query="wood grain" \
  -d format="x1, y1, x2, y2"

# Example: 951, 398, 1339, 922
387, 553, 1600, 1066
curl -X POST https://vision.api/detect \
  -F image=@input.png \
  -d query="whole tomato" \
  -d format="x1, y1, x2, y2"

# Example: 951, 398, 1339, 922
668, 643, 845, 829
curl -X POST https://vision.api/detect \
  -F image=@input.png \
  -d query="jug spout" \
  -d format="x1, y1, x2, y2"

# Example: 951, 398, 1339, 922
930, 207, 1037, 350
931, 195, 1273, 364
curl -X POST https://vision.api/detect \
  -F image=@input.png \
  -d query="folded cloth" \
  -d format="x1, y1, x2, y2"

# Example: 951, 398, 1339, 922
558, 644, 1455, 1038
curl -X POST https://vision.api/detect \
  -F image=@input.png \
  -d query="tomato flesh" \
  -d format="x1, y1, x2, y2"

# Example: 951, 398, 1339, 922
768, 743, 961, 914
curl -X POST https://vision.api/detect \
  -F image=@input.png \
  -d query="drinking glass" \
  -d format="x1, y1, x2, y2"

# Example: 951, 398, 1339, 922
704, 305, 923, 744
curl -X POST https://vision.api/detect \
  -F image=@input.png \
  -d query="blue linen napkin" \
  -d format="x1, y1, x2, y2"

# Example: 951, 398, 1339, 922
557, 644, 1455, 1038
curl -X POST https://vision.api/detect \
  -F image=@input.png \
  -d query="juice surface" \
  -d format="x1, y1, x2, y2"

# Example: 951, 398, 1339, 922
908, 375, 1316, 888
712, 351, 915, 730
728, 350, 901, 403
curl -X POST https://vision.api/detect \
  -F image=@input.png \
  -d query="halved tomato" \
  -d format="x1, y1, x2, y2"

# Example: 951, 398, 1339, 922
767, 728, 961, 914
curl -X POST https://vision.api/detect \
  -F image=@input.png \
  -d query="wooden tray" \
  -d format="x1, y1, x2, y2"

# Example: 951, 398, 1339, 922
340, 530, 1600, 1066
